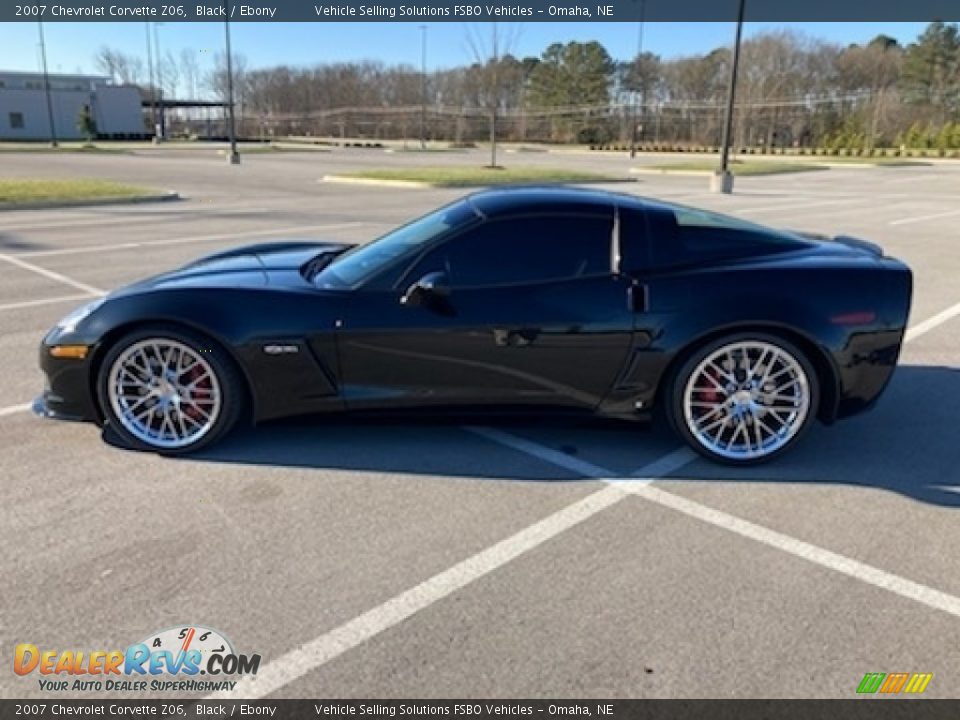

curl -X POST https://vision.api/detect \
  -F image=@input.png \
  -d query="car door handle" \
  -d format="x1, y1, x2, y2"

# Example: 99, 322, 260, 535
627, 283, 649, 313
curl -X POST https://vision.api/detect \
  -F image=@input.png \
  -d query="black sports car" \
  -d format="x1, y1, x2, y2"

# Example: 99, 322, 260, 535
37, 188, 912, 465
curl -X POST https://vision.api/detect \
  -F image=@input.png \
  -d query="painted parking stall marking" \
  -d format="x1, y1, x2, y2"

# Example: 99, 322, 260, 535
0, 252, 106, 295
208, 445, 697, 700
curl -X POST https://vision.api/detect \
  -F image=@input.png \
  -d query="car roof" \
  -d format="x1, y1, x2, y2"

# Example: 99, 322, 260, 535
466, 186, 647, 219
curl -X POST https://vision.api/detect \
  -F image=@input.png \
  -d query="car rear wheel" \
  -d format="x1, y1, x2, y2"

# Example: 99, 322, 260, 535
668, 333, 819, 465
97, 326, 243, 454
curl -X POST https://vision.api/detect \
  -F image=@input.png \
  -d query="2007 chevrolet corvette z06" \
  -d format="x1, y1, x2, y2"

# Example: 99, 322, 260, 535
37, 188, 912, 465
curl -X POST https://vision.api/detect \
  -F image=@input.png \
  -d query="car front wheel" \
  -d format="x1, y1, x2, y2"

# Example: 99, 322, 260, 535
668, 333, 819, 465
97, 326, 243, 454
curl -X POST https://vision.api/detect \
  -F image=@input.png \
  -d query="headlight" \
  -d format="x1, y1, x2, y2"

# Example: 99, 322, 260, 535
56, 297, 106, 334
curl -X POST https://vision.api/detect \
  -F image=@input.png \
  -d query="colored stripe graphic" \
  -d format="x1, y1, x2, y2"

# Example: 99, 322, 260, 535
904, 673, 934, 694
857, 672, 933, 694
880, 672, 909, 693
857, 673, 886, 694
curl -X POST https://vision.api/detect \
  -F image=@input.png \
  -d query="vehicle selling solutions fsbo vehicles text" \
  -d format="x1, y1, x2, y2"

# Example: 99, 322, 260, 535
313, 4, 537, 16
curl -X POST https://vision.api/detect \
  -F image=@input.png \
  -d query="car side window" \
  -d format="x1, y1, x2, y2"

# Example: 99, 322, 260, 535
645, 203, 807, 269
405, 215, 613, 289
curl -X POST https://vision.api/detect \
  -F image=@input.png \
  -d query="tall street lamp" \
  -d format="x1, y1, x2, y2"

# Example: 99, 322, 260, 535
629, 0, 645, 160
153, 22, 165, 141
714, 0, 746, 194
37, 21, 58, 147
419, 25, 427, 150
223, 0, 240, 165
145, 22, 157, 141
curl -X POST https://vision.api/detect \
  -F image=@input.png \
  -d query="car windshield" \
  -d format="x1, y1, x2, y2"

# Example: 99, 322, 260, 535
315, 200, 477, 288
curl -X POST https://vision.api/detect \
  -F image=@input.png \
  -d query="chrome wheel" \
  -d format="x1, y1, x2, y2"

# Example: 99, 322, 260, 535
107, 338, 221, 449
682, 340, 811, 461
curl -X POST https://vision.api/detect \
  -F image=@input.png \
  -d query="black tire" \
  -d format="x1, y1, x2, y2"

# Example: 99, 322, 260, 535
96, 324, 245, 455
665, 332, 820, 466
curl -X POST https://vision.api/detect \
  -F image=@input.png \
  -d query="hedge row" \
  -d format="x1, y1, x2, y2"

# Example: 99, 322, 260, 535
588, 144, 960, 158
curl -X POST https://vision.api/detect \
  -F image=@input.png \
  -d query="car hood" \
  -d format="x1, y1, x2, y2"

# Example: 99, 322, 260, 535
115, 240, 353, 293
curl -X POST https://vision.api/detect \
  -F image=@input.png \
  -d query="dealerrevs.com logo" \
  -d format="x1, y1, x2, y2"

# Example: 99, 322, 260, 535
14, 625, 260, 693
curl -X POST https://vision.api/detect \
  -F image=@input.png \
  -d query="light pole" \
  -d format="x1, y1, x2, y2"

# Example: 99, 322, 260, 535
714, 0, 745, 194
223, 0, 240, 164
153, 22, 165, 141
37, 21, 57, 147
419, 25, 427, 150
145, 23, 157, 141
489, 22, 498, 168
629, 0, 645, 159
37, 22, 57, 147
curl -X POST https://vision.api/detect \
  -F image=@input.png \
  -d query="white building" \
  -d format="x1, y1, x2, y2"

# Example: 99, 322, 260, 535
0, 70, 146, 141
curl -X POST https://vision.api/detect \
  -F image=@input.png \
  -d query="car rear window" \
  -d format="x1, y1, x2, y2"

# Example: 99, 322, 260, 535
645, 200, 809, 269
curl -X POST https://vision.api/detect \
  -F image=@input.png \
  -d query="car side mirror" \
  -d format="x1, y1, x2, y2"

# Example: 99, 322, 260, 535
401, 271, 451, 307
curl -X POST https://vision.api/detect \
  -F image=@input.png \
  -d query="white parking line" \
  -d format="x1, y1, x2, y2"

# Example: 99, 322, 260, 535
0, 253, 105, 295
208, 447, 694, 700
889, 208, 960, 226
0, 207, 271, 233
621, 482, 960, 619
475, 428, 960, 621
905, 300, 960, 342
212, 486, 624, 699
13, 222, 373, 259
733, 198, 851, 215
0, 402, 32, 417
0, 293, 96, 313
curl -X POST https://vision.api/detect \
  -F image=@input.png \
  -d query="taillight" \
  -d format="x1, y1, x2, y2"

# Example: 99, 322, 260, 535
830, 311, 877, 326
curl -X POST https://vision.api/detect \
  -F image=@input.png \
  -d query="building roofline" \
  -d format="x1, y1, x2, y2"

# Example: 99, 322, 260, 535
0, 69, 111, 81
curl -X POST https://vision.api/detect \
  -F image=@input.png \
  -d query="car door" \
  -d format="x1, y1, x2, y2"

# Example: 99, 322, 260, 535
335, 212, 636, 411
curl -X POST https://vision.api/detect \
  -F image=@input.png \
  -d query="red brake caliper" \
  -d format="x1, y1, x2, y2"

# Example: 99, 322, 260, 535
183, 365, 209, 421
700, 367, 720, 403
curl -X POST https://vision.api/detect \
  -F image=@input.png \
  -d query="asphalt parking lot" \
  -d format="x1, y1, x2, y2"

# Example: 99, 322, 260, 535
1, 146, 959, 699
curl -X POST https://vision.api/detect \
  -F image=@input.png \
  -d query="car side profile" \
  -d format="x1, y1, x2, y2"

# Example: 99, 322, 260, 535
37, 188, 912, 465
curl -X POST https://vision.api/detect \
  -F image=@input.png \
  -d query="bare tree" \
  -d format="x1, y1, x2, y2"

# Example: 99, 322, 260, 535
466, 23, 519, 166
836, 38, 902, 148
94, 46, 143, 85
180, 48, 200, 98
161, 50, 180, 98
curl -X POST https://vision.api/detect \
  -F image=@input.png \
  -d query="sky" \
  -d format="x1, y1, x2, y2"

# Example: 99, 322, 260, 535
0, 21, 931, 94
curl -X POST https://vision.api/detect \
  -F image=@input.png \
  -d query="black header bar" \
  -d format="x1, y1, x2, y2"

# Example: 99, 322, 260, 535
4, 0, 960, 22
0, 700, 956, 720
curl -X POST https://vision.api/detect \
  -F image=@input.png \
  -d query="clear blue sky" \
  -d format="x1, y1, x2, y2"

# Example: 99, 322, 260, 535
0, 21, 930, 93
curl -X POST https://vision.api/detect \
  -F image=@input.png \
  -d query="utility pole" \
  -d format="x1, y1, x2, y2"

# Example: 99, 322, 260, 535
489, 22, 498, 168
145, 22, 156, 142
38, 22, 57, 147
714, 0, 745, 194
629, 0, 645, 159
224, 0, 240, 164
153, 22, 165, 141
419, 25, 427, 150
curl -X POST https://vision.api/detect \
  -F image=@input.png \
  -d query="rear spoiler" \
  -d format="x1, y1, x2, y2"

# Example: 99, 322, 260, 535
789, 230, 884, 258
833, 235, 884, 257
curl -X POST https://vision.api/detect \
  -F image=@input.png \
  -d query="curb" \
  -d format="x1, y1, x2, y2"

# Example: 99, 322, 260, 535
630, 168, 712, 176
0, 191, 181, 212
630, 167, 830, 177
323, 175, 638, 189
322, 175, 432, 189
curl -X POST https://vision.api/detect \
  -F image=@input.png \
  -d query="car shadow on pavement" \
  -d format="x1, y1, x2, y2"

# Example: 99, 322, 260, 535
0, 234, 50, 252
178, 414, 666, 483
108, 365, 960, 505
